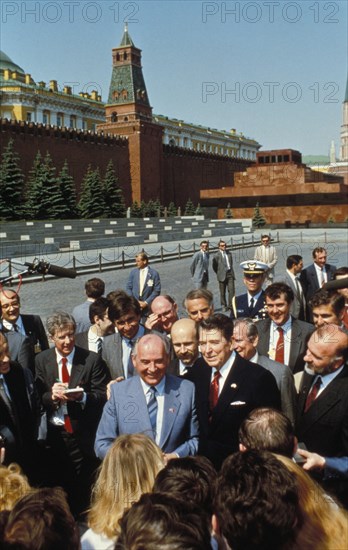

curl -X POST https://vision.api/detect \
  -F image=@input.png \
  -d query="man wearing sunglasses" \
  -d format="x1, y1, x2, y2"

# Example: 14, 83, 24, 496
231, 261, 268, 321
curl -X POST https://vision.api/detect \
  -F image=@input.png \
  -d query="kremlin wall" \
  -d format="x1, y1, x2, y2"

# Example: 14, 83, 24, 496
1, 26, 347, 223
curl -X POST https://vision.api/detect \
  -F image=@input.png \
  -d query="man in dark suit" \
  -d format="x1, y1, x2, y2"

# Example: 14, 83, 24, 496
212, 240, 235, 312
126, 252, 161, 315
299, 247, 336, 321
170, 318, 208, 377
256, 283, 313, 374
0, 332, 40, 479
0, 288, 48, 358
296, 324, 348, 506
35, 311, 110, 516
232, 318, 297, 425
190, 240, 209, 289
230, 261, 268, 320
274, 255, 306, 321
189, 314, 280, 470
95, 333, 199, 462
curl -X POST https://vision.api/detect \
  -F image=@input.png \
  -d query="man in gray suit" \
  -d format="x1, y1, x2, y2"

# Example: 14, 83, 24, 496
274, 255, 306, 321
95, 333, 199, 462
102, 294, 148, 382
212, 240, 235, 312
254, 234, 278, 288
232, 318, 297, 424
256, 283, 313, 374
72, 278, 105, 334
190, 240, 209, 289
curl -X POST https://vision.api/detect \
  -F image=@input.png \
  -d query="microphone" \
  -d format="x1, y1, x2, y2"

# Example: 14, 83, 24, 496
24, 260, 77, 279
323, 278, 348, 291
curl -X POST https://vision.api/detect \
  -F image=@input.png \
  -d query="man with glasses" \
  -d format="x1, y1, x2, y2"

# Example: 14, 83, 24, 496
212, 240, 235, 312
0, 288, 48, 359
35, 311, 110, 516
145, 295, 179, 335
254, 234, 278, 288
231, 261, 268, 320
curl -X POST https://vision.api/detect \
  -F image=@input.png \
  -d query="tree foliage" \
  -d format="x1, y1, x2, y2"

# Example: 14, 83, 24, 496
0, 139, 25, 219
103, 160, 126, 218
252, 202, 267, 228
184, 197, 196, 215
78, 166, 106, 218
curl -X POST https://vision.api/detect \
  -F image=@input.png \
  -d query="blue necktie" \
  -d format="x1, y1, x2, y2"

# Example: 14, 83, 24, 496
147, 386, 158, 436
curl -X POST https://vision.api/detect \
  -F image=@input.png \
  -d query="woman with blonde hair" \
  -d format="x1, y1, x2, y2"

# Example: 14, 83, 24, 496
275, 454, 348, 550
0, 463, 31, 512
81, 433, 165, 550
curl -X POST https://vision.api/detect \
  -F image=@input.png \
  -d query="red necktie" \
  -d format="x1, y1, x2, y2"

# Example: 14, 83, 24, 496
209, 371, 221, 413
304, 377, 322, 413
275, 327, 284, 363
61, 357, 73, 433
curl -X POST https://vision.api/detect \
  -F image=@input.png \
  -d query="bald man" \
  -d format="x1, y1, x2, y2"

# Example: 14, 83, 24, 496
145, 295, 179, 335
296, 324, 348, 506
95, 333, 199, 462
171, 319, 208, 377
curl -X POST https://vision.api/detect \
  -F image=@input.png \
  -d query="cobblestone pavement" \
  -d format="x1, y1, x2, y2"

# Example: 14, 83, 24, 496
4, 228, 348, 326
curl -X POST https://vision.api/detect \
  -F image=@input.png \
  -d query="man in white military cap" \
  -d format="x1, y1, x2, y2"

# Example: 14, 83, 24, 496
231, 261, 269, 320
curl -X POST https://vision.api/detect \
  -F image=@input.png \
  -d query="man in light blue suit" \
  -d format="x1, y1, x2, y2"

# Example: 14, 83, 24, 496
190, 240, 209, 289
126, 253, 161, 315
95, 333, 199, 461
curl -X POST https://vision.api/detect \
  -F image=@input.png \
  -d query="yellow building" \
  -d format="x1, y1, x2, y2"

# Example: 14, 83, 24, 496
0, 51, 104, 131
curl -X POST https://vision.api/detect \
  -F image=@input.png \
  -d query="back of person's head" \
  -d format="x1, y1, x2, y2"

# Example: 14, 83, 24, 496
2, 487, 79, 550
89, 296, 110, 324
334, 266, 348, 278
106, 289, 129, 302
0, 464, 31, 512
153, 456, 216, 518
286, 255, 303, 269
275, 454, 348, 550
115, 492, 212, 550
214, 450, 299, 550
108, 293, 141, 322
85, 278, 105, 299
88, 434, 165, 539
238, 408, 295, 458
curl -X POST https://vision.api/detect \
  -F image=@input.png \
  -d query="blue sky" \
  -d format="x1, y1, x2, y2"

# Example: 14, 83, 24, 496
1, 0, 347, 155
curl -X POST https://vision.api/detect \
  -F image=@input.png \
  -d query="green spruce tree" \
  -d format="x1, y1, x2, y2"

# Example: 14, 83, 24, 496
78, 166, 106, 218
167, 202, 177, 217
103, 160, 126, 218
42, 153, 69, 219
130, 200, 142, 218
252, 202, 266, 228
184, 197, 195, 215
195, 203, 203, 215
25, 151, 64, 219
57, 160, 77, 218
0, 138, 25, 220
140, 200, 148, 217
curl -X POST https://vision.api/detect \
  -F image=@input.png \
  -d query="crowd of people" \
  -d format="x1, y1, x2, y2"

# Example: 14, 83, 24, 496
0, 241, 348, 549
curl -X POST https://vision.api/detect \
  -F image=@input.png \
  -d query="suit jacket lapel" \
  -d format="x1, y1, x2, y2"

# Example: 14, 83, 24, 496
128, 377, 154, 437
160, 378, 181, 449
288, 319, 302, 368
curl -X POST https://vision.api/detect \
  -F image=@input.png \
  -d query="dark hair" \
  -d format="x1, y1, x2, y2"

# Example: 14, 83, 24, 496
334, 267, 348, 278
312, 247, 326, 259
115, 493, 212, 550
153, 456, 216, 518
238, 408, 295, 458
214, 450, 299, 550
200, 313, 234, 341
3, 487, 79, 550
106, 289, 129, 302
286, 255, 303, 269
108, 294, 141, 323
89, 297, 110, 324
85, 278, 105, 299
309, 289, 345, 317
264, 283, 294, 304
184, 289, 214, 308
200, 240, 209, 246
